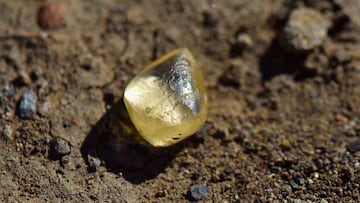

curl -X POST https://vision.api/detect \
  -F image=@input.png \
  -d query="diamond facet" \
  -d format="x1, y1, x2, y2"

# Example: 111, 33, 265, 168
123, 48, 207, 147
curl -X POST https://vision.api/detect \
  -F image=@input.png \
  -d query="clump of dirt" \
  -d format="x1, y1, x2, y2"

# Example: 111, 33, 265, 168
0, 0, 359, 202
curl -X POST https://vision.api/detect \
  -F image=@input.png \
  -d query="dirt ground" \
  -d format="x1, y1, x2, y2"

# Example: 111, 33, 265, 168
0, 0, 359, 202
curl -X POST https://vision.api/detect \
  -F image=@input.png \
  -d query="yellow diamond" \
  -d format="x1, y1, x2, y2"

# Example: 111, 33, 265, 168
123, 48, 207, 147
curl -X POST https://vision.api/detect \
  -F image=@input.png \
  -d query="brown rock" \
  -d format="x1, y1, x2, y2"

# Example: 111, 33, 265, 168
219, 59, 249, 87
37, 1, 66, 30
281, 8, 330, 52
49, 137, 71, 160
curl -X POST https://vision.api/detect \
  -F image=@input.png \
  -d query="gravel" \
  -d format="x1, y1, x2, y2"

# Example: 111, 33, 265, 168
18, 91, 37, 119
187, 185, 210, 201
2, 125, 13, 140
87, 155, 101, 172
281, 8, 330, 52
49, 137, 71, 160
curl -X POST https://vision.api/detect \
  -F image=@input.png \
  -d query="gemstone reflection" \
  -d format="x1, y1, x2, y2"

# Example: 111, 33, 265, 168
123, 48, 207, 147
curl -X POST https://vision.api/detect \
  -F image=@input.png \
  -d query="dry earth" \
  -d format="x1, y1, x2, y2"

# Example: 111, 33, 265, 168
0, 0, 359, 202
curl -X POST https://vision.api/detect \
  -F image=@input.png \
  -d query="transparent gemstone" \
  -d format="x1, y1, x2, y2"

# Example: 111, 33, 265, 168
123, 48, 207, 147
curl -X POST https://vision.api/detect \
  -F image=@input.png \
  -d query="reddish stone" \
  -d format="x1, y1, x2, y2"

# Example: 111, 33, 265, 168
37, 1, 66, 30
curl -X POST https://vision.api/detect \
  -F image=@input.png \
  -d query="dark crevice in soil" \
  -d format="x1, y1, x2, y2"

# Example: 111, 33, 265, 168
259, 38, 309, 82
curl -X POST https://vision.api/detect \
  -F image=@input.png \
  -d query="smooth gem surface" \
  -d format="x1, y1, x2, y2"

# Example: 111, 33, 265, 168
123, 48, 207, 147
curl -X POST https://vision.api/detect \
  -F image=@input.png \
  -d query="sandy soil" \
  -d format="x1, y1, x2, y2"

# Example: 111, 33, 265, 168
0, 0, 359, 202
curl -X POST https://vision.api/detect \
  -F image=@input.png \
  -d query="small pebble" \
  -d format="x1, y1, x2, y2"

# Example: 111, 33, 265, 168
37, 0, 66, 30
307, 178, 314, 186
4, 105, 12, 117
18, 91, 37, 119
294, 176, 305, 186
290, 180, 301, 190
281, 8, 330, 52
155, 189, 167, 198
63, 120, 70, 128
224, 167, 235, 174
293, 199, 302, 203
49, 137, 71, 160
236, 33, 253, 48
38, 100, 51, 117
279, 139, 291, 150
87, 155, 101, 172
219, 59, 248, 87
60, 155, 70, 167
234, 194, 239, 200
187, 185, 209, 201
2, 125, 13, 140
320, 199, 329, 203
